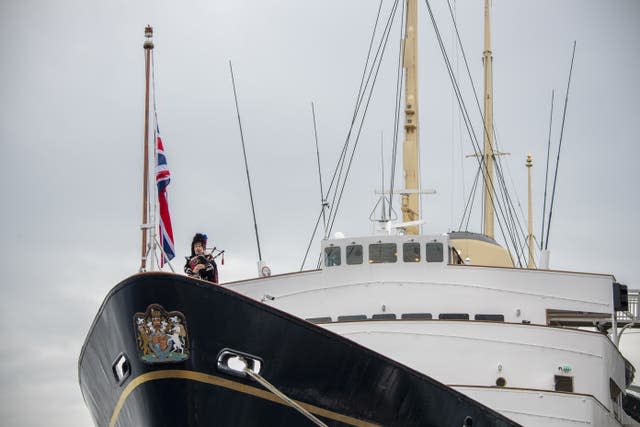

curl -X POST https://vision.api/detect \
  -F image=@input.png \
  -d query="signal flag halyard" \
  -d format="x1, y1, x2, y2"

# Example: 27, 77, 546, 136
155, 126, 175, 266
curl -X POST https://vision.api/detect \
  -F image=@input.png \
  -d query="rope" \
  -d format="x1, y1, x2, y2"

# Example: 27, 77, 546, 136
243, 369, 328, 427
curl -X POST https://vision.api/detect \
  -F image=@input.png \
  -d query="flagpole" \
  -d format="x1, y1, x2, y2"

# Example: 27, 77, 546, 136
140, 26, 154, 272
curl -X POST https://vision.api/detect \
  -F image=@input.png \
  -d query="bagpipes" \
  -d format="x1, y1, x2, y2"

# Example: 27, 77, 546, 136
186, 247, 225, 270
208, 247, 225, 265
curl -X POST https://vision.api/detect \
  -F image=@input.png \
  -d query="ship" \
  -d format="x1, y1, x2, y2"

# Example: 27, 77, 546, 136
79, 1, 640, 426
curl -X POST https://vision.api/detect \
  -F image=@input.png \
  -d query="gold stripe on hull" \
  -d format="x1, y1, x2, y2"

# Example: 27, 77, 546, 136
110, 369, 380, 427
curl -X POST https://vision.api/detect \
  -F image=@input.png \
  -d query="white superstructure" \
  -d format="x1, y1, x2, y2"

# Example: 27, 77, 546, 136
227, 233, 639, 426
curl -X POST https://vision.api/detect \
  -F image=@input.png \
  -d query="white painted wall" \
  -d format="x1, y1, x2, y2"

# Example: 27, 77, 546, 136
323, 320, 626, 415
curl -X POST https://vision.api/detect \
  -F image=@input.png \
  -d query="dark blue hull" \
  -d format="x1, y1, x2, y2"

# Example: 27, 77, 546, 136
78, 272, 520, 427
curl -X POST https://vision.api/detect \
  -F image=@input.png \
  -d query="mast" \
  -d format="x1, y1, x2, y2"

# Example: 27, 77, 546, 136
526, 154, 534, 268
481, 0, 495, 239
140, 26, 154, 272
402, 0, 420, 235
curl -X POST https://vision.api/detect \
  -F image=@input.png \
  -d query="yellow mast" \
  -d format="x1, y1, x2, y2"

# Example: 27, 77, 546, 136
482, 0, 496, 239
402, 0, 420, 235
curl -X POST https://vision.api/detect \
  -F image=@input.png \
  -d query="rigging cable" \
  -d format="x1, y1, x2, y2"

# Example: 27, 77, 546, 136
300, 209, 325, 271
493, 155, 527, 264
311, 102, 327, 233
493, 128, 534, 261
323, 0, 385, 230
541, 90, 555, 249
545, 41, 576, 250
229, 61, 263, 262
453, 0, 466, 225
459, 166, 481, 231
442, 0, 530, 265
487, 65, 527, 260
464, 169, 481, 231
426, 0, 521, 266
325, 0, 399, 228
299, 103, 328, 271
301, 0, 385, 268
325, 0, 402, 241
491, 125, 530, 263
315, 0, 401, 268
388, 0, 406, 219
495, 140, 530, 265
448, 0, 460, 230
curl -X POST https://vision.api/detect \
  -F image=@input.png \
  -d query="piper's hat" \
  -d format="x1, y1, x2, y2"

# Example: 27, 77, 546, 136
191, 233, 208, 255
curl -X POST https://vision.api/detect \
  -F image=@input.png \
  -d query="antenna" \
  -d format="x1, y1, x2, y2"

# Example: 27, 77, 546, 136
540, 90, 554, 249
545, 41, 576, 250
229, 61, 268, 276
380, 132, 387, 221
311, 102, 328, 235
369, 132, 400, 235
299, 103, 328, 271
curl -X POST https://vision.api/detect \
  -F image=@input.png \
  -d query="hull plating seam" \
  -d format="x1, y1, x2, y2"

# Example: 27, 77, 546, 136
109, 369, 380, 427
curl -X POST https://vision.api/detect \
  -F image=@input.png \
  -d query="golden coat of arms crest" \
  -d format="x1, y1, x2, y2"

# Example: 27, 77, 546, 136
134, 304, 189, 363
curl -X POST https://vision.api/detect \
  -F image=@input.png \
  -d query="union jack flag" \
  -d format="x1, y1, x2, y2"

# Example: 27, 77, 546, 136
155, 126, 175, 266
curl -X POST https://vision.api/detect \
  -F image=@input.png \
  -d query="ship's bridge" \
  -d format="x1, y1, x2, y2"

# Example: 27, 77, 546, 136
320, 234, 455, 271
320, 231, 513, 271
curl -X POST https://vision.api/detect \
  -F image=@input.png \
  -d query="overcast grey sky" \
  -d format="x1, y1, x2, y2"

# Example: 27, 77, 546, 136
1, 0, 639, 426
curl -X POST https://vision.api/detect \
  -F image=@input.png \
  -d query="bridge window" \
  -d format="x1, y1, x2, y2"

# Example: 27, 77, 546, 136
324, 246, 341, 267
403, 242, 421, 262
369, 243, 397, 263
346, 244, 363, 265
426, 242, 444, 262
